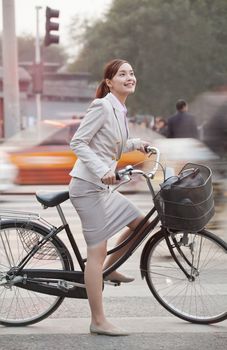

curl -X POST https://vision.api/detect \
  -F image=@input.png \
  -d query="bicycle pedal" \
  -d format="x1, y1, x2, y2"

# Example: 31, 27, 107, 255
57, 280, 72, 291
104, 280, 121, 287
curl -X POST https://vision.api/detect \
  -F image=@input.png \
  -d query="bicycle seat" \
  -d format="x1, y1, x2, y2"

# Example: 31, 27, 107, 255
36, 190, 69, 207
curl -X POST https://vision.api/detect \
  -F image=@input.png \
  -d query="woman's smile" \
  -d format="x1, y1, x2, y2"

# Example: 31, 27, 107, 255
124, 82, 135, 87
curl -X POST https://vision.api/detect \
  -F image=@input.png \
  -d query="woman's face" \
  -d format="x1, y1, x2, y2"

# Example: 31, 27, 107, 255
106, 63, 137, 99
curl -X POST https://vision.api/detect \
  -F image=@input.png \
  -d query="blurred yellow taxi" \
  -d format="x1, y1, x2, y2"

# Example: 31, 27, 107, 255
5, 119, 148, 185
0, 151, 18, 192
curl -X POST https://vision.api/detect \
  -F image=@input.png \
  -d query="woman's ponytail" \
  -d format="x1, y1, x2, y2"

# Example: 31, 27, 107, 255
95, 79, 109, 98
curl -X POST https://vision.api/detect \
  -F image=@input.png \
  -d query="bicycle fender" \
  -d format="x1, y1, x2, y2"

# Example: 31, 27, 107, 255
140, 229, 164, 279
31, 221, 75, 271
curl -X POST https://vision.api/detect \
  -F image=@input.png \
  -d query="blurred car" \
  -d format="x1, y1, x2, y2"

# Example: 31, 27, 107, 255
152, 137, 219, 178
3, 119, 149, 185
0, 151, 18, 192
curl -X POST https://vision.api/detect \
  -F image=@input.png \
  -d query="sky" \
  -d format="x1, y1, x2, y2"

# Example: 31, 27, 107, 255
0, 0, 112, 53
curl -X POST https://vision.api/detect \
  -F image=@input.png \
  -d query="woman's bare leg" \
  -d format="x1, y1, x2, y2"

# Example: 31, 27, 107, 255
85, 241, 107, 326
85, 241, 122, 331
103, 215, 148, 276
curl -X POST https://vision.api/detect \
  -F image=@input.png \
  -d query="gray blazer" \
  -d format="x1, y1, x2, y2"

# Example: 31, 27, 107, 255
69, 93, 142, 187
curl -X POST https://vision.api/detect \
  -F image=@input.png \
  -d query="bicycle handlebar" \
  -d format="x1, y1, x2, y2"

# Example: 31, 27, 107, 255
115, 146, 160, 181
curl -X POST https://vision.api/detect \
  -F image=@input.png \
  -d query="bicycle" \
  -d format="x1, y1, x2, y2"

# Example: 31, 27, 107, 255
0, 146, 227, 327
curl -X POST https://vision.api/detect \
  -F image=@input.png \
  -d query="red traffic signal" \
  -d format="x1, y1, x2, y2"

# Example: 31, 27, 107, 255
44, 7, 60, 47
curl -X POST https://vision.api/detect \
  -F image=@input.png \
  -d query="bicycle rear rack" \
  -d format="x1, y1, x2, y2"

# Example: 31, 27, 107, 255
0, 209, 59, 260
0, 209, 55, 230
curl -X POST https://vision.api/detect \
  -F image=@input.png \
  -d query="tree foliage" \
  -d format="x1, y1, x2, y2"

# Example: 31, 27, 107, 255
68, 0, 227, 116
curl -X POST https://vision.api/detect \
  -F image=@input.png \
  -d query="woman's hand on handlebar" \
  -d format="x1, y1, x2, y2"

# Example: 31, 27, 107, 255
137, 141, 151, 154
101, 170, 118, 185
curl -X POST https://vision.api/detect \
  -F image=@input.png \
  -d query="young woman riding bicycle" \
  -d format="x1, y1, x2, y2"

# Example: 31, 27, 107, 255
69, 58, 150, 336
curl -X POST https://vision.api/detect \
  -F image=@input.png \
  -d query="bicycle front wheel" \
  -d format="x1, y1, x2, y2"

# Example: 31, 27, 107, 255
0, 220, 72, 326
145, 229, 227, 324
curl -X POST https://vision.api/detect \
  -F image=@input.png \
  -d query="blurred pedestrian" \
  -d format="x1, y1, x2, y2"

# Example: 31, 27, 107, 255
153, 116, 168, 137
204, 102, 227, 158
167, 99, 198, 138
69, 59, 150, 336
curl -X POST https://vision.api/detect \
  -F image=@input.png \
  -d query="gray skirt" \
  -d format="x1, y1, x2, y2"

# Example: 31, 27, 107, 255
69, 177, 141, 247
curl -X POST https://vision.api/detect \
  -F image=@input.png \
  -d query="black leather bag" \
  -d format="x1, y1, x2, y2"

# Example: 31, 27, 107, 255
160, 167, 204, 203
154, 163, 215, 232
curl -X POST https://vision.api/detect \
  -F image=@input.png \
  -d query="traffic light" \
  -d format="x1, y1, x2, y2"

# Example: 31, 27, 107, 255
44, 6, 60, 47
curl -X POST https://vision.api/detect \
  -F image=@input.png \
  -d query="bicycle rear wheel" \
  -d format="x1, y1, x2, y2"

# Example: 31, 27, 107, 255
0, 220, 72, 326
145, 229, 227, 324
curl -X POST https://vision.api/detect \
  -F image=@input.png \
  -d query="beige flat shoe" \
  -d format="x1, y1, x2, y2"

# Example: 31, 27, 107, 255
104, 273, 135, 284
90, 324, 129, 336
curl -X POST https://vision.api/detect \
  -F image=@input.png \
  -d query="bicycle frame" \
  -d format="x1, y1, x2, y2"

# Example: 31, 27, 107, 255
7, 147, 198, 297
6, 169, 161, 296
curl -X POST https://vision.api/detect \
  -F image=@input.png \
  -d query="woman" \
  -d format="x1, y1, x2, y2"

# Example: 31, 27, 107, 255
69, 59, 149, 336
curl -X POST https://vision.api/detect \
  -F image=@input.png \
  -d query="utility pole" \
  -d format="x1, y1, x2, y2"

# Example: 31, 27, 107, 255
2, 0, 20, 138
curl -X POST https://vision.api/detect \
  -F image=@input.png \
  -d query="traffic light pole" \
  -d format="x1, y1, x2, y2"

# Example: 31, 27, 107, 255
35, 6, 42, 126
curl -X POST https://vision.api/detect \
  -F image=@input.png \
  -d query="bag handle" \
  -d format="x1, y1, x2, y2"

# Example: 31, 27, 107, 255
175, 167, 200, 184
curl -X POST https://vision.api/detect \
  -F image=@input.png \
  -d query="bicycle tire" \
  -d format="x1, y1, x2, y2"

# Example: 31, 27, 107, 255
0, 220, 72, 326
144, 229, 227, 324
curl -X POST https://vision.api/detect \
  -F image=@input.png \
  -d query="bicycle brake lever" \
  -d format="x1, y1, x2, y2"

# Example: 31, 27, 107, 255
115, 165, 133, 180
113, 174, 131, 192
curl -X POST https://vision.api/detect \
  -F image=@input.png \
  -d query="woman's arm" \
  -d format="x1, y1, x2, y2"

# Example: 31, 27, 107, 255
70, 100, 110, 179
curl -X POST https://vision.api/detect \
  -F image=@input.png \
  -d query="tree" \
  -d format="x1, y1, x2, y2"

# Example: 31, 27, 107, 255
67, 0, 227, 116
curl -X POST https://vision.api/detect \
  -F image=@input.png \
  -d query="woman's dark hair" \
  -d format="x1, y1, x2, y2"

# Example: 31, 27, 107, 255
96, 59, 128, 98
176, 99, 187, 111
